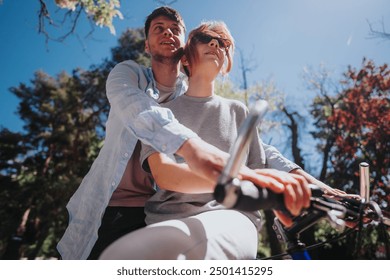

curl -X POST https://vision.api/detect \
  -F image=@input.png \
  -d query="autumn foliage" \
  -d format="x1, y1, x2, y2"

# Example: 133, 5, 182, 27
307, 59, 390, 259
330, 60, 389, 205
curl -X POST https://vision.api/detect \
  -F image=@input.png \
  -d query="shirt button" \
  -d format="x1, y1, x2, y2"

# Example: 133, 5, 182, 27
162, 144, 167, 152
124, 152, 129, 158
111, 181, 116, 187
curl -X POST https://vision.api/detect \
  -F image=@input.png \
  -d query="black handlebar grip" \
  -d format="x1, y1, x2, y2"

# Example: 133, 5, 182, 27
233, 181, 286, 212
214, 180, 286, 212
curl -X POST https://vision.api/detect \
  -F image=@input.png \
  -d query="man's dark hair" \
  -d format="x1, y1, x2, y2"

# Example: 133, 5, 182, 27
144, 6, 186, 38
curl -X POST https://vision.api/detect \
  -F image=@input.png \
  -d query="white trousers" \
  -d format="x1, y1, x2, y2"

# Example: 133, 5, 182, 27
99, 209, 258, 260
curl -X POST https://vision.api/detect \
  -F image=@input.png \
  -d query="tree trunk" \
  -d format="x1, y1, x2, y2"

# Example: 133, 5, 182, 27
281, 107, 318, 258
282, 108, 305, 168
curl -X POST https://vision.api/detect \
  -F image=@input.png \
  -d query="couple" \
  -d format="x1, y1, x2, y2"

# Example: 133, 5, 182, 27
57, 7, 347, 260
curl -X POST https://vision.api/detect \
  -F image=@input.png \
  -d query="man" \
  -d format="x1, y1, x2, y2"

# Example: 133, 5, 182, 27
57, 7, 311, 260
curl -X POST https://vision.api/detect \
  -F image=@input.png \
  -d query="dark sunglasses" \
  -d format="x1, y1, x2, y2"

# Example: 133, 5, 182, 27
192, 33, 231, 48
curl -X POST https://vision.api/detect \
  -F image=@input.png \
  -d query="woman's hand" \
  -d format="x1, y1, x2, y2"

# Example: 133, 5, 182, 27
239, 168, 311, 227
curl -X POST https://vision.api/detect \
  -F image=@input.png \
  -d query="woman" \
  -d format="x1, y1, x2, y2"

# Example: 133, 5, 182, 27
100, 21, 310, 260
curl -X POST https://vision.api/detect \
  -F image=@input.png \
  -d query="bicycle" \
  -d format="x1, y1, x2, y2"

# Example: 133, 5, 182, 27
213, 100, 390, 260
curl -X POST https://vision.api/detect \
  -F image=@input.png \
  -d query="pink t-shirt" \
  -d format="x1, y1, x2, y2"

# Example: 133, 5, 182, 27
108, 141, 155, 207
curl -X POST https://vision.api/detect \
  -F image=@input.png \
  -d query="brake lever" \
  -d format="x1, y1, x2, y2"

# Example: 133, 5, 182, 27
274, 191, 350, 238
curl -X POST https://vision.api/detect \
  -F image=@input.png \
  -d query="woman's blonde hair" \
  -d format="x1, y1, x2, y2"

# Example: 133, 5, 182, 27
183, 21, 235, 77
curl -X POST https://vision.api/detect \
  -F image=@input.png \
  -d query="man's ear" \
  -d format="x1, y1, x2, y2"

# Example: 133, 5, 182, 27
144, 40, 150, 54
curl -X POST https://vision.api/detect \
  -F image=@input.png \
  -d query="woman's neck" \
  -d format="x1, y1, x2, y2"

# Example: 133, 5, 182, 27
185, 76, 215, 98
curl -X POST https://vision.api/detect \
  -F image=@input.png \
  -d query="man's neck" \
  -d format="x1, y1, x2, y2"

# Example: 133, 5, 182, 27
151, 59, 180, 88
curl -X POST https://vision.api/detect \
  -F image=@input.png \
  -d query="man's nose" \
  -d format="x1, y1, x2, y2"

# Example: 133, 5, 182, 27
208, 39, 220, 48
163, 28, 173, 37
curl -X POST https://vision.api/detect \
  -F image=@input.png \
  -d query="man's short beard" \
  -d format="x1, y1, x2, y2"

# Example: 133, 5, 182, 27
154, 47, 184, 65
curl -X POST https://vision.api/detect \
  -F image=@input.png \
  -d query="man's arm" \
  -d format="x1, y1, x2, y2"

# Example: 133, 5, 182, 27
290, 169, 353, 197
263, 142, 357, 197
106, 61, 229, 180
106, 61, 198, 154
262, 142, 301, 172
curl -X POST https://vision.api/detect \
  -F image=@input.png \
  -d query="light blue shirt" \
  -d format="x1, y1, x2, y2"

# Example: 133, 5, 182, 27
57, 60, 198, 260
57, 60, 300, 260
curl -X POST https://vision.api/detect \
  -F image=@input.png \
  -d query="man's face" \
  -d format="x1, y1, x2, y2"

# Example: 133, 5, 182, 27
145, 16, 185, 62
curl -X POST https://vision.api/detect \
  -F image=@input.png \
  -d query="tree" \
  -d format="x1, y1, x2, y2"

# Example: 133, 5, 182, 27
303, 64, 342, 181
309, 59, 390, 259
110, 28, 150, 66
36, 0, 178, 42
0, 27, 148, 259
0, 70, 107, 259
311, 59, 389, 200
237, 48, 258, 106
39, 0, 123, 41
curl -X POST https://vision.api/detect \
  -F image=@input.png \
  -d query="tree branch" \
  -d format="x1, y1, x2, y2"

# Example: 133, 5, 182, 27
367, 19, 390, 41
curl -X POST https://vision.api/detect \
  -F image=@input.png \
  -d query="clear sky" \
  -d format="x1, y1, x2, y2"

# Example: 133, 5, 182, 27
1, 0, 389, 133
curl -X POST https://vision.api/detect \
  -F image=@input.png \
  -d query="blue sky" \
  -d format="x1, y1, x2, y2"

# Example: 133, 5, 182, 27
1, 0, 389, 133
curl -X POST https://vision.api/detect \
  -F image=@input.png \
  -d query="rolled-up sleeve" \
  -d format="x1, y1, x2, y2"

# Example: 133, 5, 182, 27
106, 61, 198, 154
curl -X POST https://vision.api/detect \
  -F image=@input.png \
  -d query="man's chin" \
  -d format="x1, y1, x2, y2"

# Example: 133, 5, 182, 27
153, 48, 184, 64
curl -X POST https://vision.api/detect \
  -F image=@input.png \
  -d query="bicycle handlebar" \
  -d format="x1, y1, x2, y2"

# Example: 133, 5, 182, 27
213, 98, 389, 259
217, 99, 269, 186
214, 179, 286, 212
214, 177, 357, 229
213, 99, 388, 233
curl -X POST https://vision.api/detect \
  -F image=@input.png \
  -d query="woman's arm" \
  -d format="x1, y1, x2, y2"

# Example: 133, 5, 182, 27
147, 151, 304, 199
147, 152, 215, 193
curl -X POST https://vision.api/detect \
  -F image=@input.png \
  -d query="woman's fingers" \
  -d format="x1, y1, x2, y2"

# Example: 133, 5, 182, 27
239, 167, 285, 193
240, 168, 312, 217
274, 210, 293, 228
290, 173, 311, 208
254, 169, 310, 216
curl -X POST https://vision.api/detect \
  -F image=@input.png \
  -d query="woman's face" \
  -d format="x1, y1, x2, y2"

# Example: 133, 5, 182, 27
190, 33, 229, 77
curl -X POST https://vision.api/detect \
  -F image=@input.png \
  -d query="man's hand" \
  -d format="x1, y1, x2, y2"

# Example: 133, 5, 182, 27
176, 138, 229, 183
290, 169, 361, 200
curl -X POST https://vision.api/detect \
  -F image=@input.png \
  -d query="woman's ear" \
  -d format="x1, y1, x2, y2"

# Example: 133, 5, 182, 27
181, 55, 190, 77
181, 55, 189, 66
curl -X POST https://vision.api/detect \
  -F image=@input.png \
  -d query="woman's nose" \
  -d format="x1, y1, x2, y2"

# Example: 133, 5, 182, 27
208, 39, 220, 48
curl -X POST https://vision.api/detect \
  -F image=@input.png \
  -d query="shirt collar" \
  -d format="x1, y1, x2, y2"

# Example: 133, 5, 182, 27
146, 67, 188, 102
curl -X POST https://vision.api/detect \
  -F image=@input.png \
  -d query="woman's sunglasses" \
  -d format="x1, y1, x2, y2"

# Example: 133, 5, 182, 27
192, 33, 231, 48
